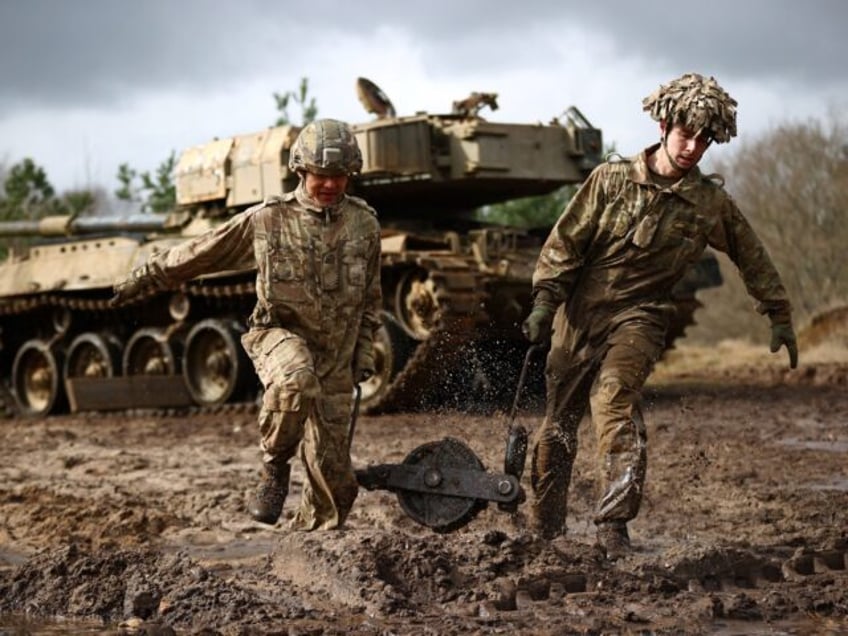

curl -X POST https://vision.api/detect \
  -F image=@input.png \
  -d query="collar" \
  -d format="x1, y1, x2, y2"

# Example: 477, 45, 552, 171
628, 144, 704, 205
294, 183, 346, 220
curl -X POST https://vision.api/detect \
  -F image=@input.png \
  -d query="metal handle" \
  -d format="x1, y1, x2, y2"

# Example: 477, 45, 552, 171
508, 344, 543, 425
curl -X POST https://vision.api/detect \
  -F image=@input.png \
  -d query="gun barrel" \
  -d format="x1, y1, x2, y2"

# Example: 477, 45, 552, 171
0, 214, 169, 238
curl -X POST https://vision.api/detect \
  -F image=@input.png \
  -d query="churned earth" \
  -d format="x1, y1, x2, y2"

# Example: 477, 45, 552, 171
0, 341, 847, 635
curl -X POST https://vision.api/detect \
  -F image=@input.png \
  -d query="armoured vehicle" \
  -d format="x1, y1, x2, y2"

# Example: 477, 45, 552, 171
0, 79, 720, 418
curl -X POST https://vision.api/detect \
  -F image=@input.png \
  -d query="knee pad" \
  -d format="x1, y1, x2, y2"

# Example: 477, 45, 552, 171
263, 367, 320, 412
289, 367, 320, 397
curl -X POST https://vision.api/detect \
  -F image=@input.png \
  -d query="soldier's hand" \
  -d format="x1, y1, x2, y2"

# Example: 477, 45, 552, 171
769, 322, 798, 369
110, 266, 150, 307
522, 304, 555, 344
353, 341, 376, 383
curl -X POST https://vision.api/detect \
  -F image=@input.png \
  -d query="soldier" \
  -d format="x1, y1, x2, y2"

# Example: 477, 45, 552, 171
112, 119, 382, 531
522, 73, 798, 558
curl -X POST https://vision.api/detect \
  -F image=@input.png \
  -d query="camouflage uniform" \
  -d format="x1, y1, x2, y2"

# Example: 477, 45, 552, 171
140, 183, 381, 530
528, 145, 791, 539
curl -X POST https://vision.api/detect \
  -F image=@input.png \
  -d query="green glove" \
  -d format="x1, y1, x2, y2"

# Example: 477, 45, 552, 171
353, 338, 376, 383
769, 322, 798, 369
522, 304, 556, 344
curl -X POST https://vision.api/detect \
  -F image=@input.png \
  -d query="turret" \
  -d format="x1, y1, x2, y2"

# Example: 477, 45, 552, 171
169, 86, 603, 221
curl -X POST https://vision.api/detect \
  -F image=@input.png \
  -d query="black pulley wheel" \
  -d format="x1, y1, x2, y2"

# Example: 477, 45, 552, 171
396, 437, 487, 533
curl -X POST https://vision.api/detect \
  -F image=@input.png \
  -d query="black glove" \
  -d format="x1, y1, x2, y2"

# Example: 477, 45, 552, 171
770, 322, 798, 369
522, 304, 556, 344
353, 339, 376, 383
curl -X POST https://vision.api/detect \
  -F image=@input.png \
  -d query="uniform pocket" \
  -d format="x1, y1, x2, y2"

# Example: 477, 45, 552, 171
607, 204, 636, 238
343, 240, 368, 288
266, 249, 312, 303
663, 208, 704, 241
271, 255, 302, 282
657, 209, 708, 263
241, 327, 311, 389
600, 195, 643, 239
320, 250, 341, 291
241, 328, 292, 383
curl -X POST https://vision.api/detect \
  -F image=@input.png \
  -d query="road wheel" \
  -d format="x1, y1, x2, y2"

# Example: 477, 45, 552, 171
360, 311, 413, 413
65, 332, 122, 379
394, 269, 440, 340
182, 318, 248, 406
12, 339, 65, 417
122, 328, 179, 376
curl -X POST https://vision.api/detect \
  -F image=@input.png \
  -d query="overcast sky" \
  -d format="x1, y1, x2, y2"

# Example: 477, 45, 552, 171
0, 0, 845, 197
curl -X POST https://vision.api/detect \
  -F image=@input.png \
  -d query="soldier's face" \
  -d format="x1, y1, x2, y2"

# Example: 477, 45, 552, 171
304, 172, 349, 206
663, 124, 711, 171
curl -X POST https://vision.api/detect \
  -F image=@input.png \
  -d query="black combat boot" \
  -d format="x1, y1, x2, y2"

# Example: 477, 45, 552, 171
596, 521, 631, 561
248, 460, 289, 525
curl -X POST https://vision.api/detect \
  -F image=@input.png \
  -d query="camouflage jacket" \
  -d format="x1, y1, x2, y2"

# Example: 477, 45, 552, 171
146, 185, 382, 372
533, 144, 791, 326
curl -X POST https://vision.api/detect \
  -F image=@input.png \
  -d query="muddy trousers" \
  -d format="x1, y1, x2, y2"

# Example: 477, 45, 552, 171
258, 391, 359, 531
530, 326, 659, 539
243, 327, 359, 531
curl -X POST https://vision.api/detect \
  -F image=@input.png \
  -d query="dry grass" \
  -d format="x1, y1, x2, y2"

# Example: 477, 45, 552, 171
652, 338, 848, 384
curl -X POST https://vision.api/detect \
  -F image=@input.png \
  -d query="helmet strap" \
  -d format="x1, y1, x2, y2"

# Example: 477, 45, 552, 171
661, 137, 687, 174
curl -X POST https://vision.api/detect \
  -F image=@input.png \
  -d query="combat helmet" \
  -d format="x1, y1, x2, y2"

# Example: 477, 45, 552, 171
288, 118, 363, 176
642, 73, 737, 144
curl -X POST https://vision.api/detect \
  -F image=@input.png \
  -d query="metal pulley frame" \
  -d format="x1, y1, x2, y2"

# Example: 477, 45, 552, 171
355, 436, 524, 533
351, 347, 543, 532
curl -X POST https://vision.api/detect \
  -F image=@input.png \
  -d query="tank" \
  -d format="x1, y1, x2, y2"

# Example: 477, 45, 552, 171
0, 79, 721, 417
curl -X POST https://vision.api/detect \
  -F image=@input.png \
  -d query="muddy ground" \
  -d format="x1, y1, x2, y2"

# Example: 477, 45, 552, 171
1, 342, 847, 635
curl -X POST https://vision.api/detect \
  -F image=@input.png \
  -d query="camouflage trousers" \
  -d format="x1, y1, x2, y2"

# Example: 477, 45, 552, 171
242, 328, 358, 531
530, 319, 664, 539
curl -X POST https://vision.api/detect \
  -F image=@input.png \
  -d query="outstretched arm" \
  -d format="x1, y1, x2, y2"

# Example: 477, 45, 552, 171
111, 209, 256, 305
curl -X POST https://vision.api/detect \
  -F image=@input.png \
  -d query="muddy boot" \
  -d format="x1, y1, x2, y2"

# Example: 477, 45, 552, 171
596, 521, 631, 561
247, 460, 289, 525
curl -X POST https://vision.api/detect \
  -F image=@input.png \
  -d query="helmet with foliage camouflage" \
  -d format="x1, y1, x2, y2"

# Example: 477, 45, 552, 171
288, 118, 363, 176
642, 73, 738, 144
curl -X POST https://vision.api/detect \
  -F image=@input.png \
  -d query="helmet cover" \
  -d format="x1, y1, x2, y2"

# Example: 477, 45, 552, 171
642, 73, 738, 143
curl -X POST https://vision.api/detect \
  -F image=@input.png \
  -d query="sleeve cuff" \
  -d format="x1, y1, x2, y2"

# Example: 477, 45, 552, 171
533, 288, 560, 309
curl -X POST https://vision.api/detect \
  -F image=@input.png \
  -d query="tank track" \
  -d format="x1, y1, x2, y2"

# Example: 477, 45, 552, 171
0, 279, 256, 316
0, 280, 257, 418
366, 257, 490, 413
0, 265, 714, 419
0, 262, 491, 417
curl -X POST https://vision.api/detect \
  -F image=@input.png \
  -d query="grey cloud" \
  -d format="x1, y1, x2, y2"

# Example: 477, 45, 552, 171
0, 0, 271, 112
561, 0, 848, 86
0, 0, 844, 116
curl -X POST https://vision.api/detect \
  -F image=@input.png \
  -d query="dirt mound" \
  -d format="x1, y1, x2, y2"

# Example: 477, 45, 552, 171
0, 543, 307, 632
